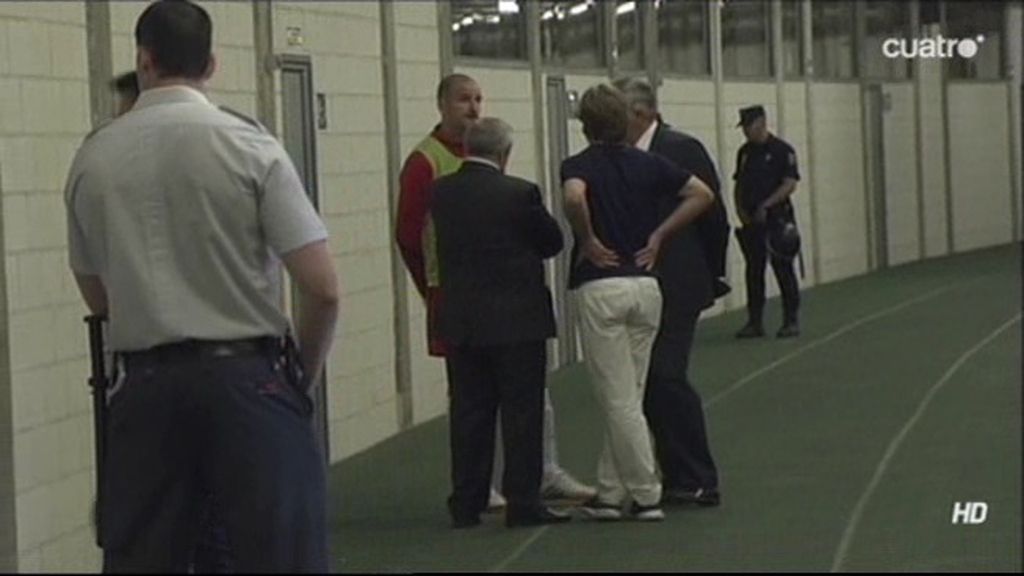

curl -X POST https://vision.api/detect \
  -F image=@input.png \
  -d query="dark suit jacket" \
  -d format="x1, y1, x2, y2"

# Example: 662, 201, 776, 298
430, 161, 563, 348
650, 121, 731, 314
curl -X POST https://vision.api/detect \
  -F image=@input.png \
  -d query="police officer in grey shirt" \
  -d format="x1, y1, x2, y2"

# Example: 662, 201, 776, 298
64, 2, 339, 571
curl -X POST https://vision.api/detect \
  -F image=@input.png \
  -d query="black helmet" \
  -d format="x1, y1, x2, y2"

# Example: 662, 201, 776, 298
767, 219, 801, 260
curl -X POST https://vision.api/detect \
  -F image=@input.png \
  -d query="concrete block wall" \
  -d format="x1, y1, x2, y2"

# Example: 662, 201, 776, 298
455, 67, 537, 183
271, 2, 396, 462
881, 83, 921, 266
393, 1, 447, 426
0, 2, 98, 572
947, 83, 1015, 253
781, 82, 819, 287
808, 83, 868, 283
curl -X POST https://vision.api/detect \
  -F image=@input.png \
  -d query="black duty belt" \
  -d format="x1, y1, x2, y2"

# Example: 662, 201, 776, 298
120, 337, 281, 367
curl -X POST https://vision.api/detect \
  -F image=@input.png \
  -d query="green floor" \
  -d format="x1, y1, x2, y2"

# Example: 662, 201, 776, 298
327, 244, 1022, 573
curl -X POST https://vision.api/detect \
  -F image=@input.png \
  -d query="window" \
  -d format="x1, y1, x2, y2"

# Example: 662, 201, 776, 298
722, 0, 773, 78
946, 0, 1005, 80
656, 0, 710, 76
861, 1, 912, 79
812, 1, 856, 79
615, 0, 643, 71
452, 0, 527, 61
541, 1, 607, 69
782, 0, 804, 77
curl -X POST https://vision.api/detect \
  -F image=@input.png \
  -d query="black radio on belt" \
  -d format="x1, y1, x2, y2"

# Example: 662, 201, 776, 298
281, 331, 308, 392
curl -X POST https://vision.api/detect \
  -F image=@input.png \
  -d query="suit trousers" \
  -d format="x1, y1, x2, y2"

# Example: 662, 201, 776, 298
491, 388, 562, 491
645, 308, 719, 491
576, 277, 663, 507
446, 341, 547, 517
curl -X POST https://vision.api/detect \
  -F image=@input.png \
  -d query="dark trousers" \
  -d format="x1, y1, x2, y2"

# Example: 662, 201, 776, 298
737, 224, 800, 325
101, 352, 327, 573
644, 308, 719, 491
445, 341, 546, 518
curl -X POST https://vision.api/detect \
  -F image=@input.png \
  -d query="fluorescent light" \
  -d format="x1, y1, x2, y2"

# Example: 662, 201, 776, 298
452, 23, 461, 31
461, 16, 473, 26
569, 3, 589, 16
486, 15, 501, 23
498, 0, 519, 14
542, 9, 555, 20
616, 1, 636, 15
472, 12, 484, 21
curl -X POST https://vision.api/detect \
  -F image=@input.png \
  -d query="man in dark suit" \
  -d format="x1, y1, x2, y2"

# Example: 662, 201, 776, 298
614, 77, 725, 507
430, 117, 571, 529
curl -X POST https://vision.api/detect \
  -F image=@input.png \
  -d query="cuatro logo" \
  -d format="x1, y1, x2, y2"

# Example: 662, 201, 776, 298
882, 35, 986, 59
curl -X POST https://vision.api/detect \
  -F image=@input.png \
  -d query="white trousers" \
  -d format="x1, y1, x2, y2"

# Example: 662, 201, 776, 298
576, 276, 663, 507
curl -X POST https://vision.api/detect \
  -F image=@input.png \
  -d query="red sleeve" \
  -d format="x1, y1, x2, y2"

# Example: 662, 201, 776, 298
396, 151, 433, 298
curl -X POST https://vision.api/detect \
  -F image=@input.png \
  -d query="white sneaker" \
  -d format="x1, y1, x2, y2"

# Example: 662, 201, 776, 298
487, 488, 507, 511
541, 470, 597, 502
628, 502, 665, 522
578, 497, 623, 521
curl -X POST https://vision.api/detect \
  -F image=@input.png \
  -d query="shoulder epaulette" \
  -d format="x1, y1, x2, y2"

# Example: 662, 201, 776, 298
218, 105, 267, 133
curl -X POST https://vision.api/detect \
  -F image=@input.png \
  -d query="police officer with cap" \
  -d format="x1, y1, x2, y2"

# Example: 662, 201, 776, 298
732, 105, 802, 339
64, 1, 339, 571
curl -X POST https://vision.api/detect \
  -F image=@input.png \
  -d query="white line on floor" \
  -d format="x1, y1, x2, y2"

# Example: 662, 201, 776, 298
829, 313, 1021, 572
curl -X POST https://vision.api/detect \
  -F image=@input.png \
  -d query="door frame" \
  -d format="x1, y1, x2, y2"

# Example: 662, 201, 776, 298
277, 54, 329, 461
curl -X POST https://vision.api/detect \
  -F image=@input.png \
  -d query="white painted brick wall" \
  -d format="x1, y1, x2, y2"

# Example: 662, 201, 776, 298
273, 2, 396, 461
947, 83, 1014, 252
0, 4, 98, 570
809, 83, 868, 283
881, 83, 921, 266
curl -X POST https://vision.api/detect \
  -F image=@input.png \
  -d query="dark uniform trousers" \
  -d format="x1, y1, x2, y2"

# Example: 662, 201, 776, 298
737, 222, 800, 325
445, 341, 546, 518
101, 348, 327, 573
645, 307, 719, 492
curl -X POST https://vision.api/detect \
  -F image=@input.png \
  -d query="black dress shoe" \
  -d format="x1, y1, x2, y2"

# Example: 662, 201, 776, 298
506, 506, 572, 528
662, 487, 721, 507
776, 322, 800, 339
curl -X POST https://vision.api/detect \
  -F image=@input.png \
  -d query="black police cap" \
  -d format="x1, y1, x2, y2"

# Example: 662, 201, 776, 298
737, 105, 766, 128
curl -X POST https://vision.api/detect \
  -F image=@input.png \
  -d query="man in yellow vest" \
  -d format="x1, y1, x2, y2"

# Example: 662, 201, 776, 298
396, 74, 595, 511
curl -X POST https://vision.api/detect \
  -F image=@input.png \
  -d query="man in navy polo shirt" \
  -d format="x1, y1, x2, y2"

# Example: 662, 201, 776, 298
561, 84, 714, 522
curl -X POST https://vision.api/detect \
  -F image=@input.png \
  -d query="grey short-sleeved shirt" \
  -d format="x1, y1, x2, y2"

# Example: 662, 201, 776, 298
64, 86, 327, 351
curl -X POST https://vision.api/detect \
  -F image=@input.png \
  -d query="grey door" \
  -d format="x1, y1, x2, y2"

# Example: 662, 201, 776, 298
864, 84, 889, 270
279, 55, 328, 461
545, 77, 578, 368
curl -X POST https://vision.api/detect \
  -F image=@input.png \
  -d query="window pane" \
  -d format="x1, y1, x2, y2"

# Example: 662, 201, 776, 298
861, 1, 911, 79
812, 1, 856, 79
722, 0, 772, 78
616, 0, 643, 71
656, 0, 710, 76
783, 0, 804, 77
947, 0, 1005, 80
541, 0, 607, 69
452, 0, 527, 61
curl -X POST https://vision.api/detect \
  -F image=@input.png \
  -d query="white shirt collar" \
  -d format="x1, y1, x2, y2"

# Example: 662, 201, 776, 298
634, 120, 659, 152
465, 156, 502, 171
134, 85, 211, 111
